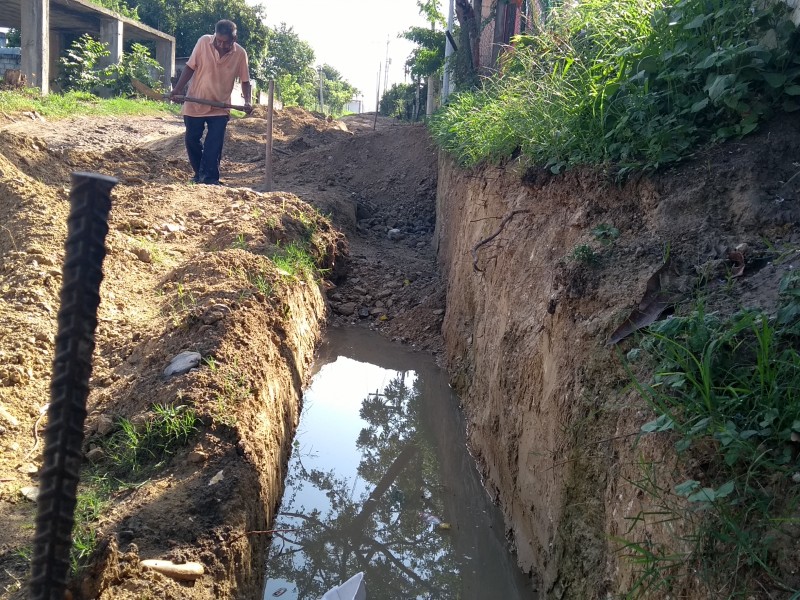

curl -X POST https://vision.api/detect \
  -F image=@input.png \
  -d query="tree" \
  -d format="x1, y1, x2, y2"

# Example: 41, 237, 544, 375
125, 0, 268, 69
402, 0, 446, 116
317, 64, 359, 115
266, 23, 315, 80
379, 83, 417, 120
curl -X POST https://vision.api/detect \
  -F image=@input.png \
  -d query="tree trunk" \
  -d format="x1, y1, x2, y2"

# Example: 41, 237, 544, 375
426, 74, 435, 117
455, 0, 479, 82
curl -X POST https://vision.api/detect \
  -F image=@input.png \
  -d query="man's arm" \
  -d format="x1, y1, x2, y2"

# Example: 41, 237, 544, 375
170, 66, 195, 100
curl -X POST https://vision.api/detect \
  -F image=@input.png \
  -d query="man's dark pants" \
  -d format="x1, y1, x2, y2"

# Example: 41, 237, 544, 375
183, 115, 229, 184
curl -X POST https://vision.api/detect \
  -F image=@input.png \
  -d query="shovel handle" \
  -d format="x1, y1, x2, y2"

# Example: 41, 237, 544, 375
171, 94, 248, 112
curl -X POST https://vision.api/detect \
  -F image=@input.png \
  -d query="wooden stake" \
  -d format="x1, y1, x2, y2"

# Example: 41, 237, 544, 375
265, 80, 275, 191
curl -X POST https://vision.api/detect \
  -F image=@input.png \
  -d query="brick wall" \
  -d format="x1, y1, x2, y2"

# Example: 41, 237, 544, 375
0, 48, 21, 77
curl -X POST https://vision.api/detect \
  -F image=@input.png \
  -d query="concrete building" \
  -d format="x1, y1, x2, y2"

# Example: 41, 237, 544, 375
0, 0, 175, 94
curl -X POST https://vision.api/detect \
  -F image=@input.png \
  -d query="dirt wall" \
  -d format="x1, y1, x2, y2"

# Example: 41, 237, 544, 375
434, 114, 800, 597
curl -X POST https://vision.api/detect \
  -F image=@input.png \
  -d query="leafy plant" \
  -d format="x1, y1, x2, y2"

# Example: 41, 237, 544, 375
105, 43, 163, 96
58, 34, 110, 93
622, 274, 800, 595
571, 244, 600, 265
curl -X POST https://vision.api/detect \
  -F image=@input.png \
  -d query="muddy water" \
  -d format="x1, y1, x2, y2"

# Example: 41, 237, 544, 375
262, 327, 535, 600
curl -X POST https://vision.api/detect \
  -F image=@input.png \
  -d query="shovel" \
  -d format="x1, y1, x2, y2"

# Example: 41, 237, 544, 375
132, 78, 249, 111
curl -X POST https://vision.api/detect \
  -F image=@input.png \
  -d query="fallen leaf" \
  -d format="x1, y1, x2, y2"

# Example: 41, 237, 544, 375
607, 261, 684, 346
728, 250, 745, 278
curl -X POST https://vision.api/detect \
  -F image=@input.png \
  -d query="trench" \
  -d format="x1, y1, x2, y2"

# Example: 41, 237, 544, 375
261, 326, 535, 599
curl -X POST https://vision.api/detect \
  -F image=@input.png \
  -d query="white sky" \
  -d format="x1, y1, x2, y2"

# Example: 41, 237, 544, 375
253, 0, 434, 110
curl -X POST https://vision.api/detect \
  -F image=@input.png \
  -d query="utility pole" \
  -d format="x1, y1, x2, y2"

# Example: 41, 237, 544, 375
317, 66, 324, 113
442, 0, 455, 102
383, 36, 391, 94
373, 62, 381, 130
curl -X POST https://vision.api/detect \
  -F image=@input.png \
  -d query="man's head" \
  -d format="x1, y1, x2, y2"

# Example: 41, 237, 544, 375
213, 20, 237, 55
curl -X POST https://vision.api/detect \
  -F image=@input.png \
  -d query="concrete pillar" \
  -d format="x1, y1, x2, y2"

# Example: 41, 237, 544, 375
99, 18, 123, 67
21, 0, 49, 93
49, 31, 63, 89
156, 39, 175, 90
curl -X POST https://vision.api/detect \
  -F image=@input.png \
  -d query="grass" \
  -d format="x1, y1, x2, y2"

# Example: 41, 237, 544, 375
270, 242, 318, 280
430, 0, 800, 175
620, 272, 800, 596
103, 403, 198, 474
0, 88, 179, 119
205, 357, 249, 427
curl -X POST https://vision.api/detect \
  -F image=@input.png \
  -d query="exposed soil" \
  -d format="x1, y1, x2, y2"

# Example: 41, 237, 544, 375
0, 105, 441, 598
435, 113, 800, 598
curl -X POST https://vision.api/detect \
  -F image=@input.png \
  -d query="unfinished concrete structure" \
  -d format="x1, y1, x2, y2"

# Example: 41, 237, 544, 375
0, 0, 175, 94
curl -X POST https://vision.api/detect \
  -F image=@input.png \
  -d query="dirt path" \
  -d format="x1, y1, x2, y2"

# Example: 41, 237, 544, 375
0, 106, 441, 598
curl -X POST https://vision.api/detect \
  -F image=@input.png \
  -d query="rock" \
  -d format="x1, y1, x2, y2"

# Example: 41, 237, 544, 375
433, 309, 445, 316
20, 486, 39, 502
132, 247, 152, 263
208, 470, 224, 486
370, 307, 387, 317
335, 302, 357, 316
388, 228, 404, 241
0, 405, 19, 428
358, 307, 370, 318
96, 414, 115, 436
18, 463, 39, 475
187, 450, 208, 464
86, 447, 106, 463
163, 351, 202, 378
352, 286, 367, 295
140, 559, 204, 581
376, 289, 393, 300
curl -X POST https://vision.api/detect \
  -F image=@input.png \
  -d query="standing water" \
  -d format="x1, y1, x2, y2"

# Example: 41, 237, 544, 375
262, 327, 535, 599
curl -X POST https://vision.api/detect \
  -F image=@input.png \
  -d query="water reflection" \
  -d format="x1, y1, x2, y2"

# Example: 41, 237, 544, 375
263, 328, 533, 600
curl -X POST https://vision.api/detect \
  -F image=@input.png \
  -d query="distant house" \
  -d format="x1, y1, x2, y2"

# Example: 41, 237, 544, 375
345, 97, 363, 114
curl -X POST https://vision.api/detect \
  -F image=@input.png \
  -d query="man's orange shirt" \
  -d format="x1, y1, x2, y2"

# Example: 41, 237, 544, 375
181, 35, 250, 118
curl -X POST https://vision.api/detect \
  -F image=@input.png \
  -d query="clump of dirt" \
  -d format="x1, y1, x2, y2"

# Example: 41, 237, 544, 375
0, 104, 441, 600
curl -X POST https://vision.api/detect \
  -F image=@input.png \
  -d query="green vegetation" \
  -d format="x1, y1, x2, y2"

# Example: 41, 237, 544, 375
70, 401, 197, 573
104, 404, 199, 474
58, 34, 163, 95
87, 0, 139, 20
270, 242, 318, 280
0, 89, 177, 119
621, 273, 800, 595
205, 357, 248, 427
430, 0, 800, 175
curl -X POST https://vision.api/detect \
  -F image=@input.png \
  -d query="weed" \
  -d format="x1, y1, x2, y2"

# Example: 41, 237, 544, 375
104, 404, 198, 474
620, 273, 800, 595
430, 0, 800, 174
231, 233, 249, 251
175, 282, 196, 311
210, 362, 249, 427
247, 269, 275, 297
270, 242, 317, 280
591, 223, 620, 245
131, 235, 165, 264
571, 244, 600, 266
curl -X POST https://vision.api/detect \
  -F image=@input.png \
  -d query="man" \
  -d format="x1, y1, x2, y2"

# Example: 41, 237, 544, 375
170, 20, 252, 185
